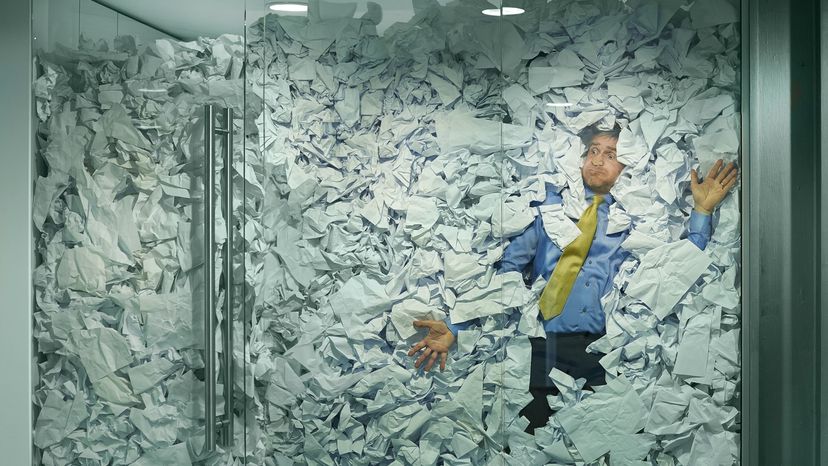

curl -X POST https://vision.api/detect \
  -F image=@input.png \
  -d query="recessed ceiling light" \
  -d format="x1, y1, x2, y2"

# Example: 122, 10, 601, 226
268, 2, 308, 13
481, 7, 525, 16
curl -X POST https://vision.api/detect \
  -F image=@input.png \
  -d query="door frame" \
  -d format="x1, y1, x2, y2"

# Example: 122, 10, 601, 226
745, 0, 824, 463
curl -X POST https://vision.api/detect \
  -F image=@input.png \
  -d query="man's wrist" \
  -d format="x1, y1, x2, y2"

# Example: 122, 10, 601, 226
694, 205, 713, 215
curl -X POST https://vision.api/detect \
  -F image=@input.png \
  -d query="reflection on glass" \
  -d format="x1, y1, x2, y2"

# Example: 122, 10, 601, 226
32, 0, 742, 463
31, 0, 247, 464
249, 0, 741, 463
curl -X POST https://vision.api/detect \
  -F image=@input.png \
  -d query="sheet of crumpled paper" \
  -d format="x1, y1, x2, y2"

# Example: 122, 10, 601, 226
32, 0, 741, 464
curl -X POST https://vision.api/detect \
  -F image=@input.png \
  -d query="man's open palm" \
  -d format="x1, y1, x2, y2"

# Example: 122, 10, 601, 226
691, 159, 738, 214
408, 320, 455, 372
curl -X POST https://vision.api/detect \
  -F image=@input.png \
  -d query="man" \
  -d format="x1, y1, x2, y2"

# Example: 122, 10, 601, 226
407, 125, 738, 432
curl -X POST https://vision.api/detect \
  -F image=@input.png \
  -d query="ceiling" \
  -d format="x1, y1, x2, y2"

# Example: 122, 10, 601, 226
94, 0, 437, 39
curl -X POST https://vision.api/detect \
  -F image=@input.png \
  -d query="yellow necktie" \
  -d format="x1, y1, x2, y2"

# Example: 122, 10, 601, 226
538, 194, 603, 320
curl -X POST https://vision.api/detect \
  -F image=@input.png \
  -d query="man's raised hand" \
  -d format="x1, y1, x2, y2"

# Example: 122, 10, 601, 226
407, 319, 455, 372
691, 159, 738, 214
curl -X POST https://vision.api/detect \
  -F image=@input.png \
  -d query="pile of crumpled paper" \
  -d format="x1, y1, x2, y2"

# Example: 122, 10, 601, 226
31, 0, 741, 464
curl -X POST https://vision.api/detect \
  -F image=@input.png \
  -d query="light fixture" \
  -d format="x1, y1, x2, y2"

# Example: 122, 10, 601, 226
268, 2, 308, 13
545, 102, 573, 108
481, 7, 525, 16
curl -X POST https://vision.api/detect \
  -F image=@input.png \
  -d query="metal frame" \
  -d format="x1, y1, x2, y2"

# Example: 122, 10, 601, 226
741, 0, 753, 464
822, 0, 828, 459
2, 0, 35, 463
746, 0, 791, 461
746, 0, 823, 463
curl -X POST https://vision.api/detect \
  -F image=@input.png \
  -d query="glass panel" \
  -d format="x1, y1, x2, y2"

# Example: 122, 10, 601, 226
217, 103, 249, 462
30, 1, 248, 464
237, 2, 271, 463
245, 0, 515, 463
496, 0, 743, 464
79, 0, 118, 47
212, 8, 249, 463
31, 0, 79, 54
29, 0, 743, 462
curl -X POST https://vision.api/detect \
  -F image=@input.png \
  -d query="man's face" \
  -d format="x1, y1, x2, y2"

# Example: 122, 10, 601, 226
581, 134, 625, 194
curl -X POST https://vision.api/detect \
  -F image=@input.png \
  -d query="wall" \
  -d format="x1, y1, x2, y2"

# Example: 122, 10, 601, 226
0, 0, 33, 463
32, 0, 173, 53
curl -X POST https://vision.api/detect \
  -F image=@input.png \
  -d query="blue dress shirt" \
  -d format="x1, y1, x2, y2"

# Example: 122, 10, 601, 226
443, 183, 713, 336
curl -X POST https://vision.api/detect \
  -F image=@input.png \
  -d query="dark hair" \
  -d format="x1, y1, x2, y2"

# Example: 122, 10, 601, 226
579, 123, 622, 146
579, 123, 621, 157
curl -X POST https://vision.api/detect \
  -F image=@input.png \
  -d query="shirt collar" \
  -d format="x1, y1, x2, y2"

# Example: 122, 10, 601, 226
584, 184, 614, 205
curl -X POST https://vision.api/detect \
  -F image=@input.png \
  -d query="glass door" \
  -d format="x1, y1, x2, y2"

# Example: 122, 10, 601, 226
30, 1, 249, 464
493, 1, 743, 465
240, 0, 743, 464
243, 1, 512, 463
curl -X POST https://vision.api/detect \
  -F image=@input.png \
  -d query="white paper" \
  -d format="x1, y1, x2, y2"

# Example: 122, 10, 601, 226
538, 204, 582, 249
31, 0, 743, 463
626, 240, 713, 319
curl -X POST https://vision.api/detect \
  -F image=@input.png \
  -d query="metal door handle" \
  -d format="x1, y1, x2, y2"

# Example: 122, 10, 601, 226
203, 104, 234, 452
221, 107, 235, 448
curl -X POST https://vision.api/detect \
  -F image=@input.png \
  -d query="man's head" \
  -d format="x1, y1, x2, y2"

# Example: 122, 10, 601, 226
580, 125, 625, 194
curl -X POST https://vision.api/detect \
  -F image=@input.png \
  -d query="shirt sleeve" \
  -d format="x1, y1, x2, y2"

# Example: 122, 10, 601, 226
443, 316, 478, 336
687, 209, 713, 250
498, 215, 541, 274
447, 218, 538, 336
446, 187, 555, 337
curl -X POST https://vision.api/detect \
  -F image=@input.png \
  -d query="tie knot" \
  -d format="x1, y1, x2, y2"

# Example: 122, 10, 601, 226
593, 195, 604, 205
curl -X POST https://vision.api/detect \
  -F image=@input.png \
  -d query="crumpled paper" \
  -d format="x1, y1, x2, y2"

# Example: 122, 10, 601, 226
32, 0, 742, 464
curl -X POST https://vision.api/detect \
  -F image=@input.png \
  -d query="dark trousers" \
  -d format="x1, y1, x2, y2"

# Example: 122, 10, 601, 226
519, 332, 605, 434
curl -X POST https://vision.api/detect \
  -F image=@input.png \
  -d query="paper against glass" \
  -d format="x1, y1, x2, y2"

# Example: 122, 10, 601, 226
32, 0, 741, 463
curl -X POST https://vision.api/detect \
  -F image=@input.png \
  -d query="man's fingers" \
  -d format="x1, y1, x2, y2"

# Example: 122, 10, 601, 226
440, 352, 447, 372
424, 352, 438, 372
706, 159, 723, 179
724, 176, 738, 191
722, 170, 738, 188
413, 320, 435, 329
407, 340, 426, 356
690, 168, 699, 186
415, 347, 432, 368
716, 162, 736, 182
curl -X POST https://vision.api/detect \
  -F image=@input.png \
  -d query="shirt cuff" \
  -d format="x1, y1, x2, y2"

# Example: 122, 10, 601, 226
443, 316, 474, 337
689, 209, 712, 235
